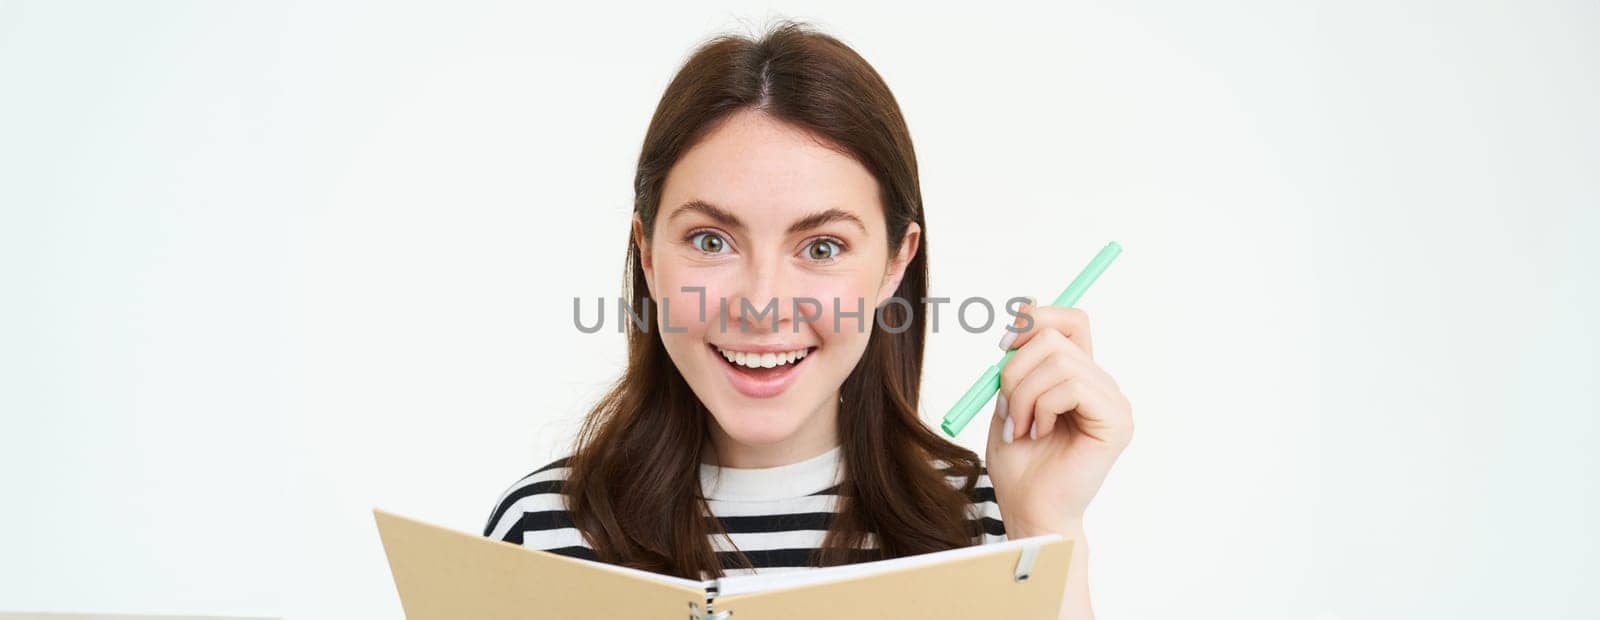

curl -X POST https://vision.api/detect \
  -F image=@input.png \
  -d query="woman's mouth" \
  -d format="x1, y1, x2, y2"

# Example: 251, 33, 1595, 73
710, 343, 815, 399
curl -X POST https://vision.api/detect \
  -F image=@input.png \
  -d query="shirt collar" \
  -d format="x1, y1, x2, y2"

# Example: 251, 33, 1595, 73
699, 444, 844, 501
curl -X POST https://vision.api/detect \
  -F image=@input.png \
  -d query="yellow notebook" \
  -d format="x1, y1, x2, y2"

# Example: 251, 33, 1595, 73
374, 508, 1072, 619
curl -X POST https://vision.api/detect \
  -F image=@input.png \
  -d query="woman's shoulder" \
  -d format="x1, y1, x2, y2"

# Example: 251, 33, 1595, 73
481, 455, 576, 542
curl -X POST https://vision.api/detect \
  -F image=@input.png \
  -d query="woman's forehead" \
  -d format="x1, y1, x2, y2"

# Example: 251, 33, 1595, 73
661, 112, 882, 232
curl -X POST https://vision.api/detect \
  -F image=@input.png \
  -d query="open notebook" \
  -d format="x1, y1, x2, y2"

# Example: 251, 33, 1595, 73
374, 508, 1072, 619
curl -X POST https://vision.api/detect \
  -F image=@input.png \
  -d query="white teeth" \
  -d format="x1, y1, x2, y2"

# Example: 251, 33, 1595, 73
715, 346, 811, 369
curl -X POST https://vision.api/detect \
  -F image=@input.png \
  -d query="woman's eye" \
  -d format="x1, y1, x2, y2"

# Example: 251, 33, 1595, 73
806, 238, 842, 261
689, 231, 728, 254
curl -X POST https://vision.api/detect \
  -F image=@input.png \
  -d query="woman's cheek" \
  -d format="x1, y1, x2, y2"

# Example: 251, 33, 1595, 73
652, 280, 707, 340
697, 283, 740, 337
805, 282, 874, 343
648, 269, 718, 329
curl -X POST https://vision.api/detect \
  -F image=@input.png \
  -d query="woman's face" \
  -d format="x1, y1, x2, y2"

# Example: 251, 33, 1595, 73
635, 108, 919, 465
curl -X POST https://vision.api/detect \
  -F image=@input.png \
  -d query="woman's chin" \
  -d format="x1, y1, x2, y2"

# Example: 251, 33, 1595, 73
710, 405, 806, 445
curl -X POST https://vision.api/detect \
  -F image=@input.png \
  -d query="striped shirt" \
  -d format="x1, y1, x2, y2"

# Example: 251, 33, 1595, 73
482, 444, 1007, 578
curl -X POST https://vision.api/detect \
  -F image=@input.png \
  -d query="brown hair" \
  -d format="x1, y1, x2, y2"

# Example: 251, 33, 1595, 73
562, 18, 986, 580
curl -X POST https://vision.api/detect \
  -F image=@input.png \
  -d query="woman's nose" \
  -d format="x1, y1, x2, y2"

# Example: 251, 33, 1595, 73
727, 260, 797, 334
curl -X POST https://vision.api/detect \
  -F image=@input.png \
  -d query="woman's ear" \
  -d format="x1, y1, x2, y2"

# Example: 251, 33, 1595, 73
877, 221, 921, 306
633, 213, 657, 299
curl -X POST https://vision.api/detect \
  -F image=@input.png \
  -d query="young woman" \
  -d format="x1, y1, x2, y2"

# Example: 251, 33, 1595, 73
482, 20, 1133, 618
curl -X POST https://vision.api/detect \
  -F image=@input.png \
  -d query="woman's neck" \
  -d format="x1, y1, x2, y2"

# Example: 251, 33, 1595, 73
703, 394, 841, 468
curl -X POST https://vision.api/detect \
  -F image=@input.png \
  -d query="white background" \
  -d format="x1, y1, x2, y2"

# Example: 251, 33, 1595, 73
2, 1, 1595, 618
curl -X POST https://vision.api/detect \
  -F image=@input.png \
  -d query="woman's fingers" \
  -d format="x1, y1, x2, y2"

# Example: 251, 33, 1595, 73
1063, 380, 1133, 446
1030, 380, 1083, 439
1011, 365, 1130, 445
988, 389, 1011, 449
999, 303, 1095, 361
1002, 337, 1073, 442
998, 328, 1066, 426
1004, 314, 1120, 393
1002, 327, 1116, 404
998, 330, 1130, 444
995, 296, 1035, 351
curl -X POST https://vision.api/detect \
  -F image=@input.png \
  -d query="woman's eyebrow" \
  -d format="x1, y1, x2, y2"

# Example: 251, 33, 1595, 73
667, 199, 866, 235
786, 208, 866, 236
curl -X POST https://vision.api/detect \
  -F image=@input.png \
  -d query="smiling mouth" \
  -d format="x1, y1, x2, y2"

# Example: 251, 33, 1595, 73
708, 343, 817, 395
713, 345, 813, 368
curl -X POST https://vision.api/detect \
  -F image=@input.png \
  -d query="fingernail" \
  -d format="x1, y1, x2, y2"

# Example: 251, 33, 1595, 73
1002, 417, 1013, 444
998, 393, 1009, 419
997, 296, 1036, 350
1029, 420, 1038, 440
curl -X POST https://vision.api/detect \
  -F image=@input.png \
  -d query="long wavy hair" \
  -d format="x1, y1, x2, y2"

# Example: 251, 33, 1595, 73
562, 18, 987, 580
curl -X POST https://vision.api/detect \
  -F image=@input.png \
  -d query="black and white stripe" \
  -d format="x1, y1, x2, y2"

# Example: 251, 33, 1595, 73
482, 456, 1007, 577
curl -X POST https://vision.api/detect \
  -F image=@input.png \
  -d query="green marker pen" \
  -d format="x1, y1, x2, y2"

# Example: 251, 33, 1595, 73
940, 241, 1122, 437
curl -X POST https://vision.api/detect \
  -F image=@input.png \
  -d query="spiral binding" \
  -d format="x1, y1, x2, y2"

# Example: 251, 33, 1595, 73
689, 601, 732, 619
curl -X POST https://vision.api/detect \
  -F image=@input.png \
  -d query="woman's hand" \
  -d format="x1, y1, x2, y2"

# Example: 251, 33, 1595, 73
984, 299, 1133, 538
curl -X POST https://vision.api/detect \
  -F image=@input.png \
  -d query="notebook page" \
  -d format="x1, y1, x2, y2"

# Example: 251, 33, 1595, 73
714, 533, 1062, 597
712, 536, 1074, 620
